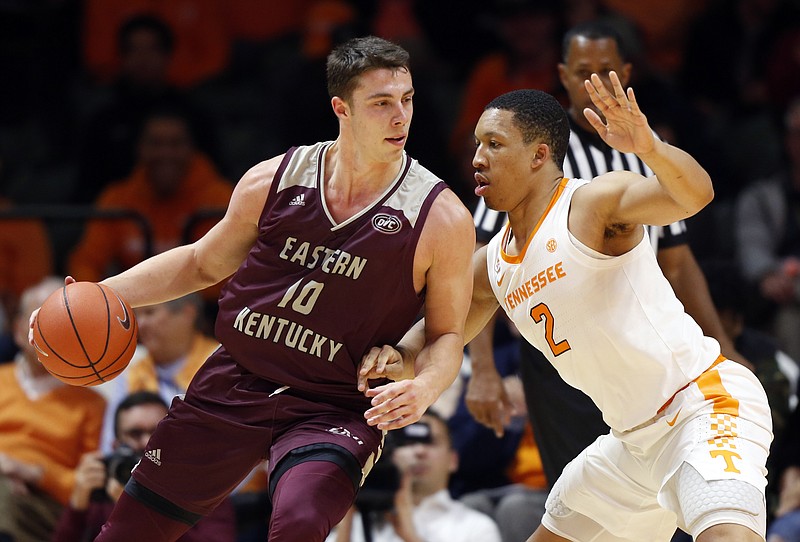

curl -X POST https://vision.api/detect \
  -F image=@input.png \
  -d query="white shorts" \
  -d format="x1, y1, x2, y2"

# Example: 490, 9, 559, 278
541, 360, 773, 542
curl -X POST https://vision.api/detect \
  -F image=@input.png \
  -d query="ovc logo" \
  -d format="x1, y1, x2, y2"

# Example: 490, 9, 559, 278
372, 214, 402, 234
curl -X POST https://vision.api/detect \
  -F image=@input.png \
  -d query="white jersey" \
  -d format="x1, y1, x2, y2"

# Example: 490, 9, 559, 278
486, 177, 721, 431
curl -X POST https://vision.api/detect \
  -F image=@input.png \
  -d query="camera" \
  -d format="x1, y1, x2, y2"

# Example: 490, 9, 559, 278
104, 444, 142, 485
355, 421, 432, 512
90, 445, 142, 502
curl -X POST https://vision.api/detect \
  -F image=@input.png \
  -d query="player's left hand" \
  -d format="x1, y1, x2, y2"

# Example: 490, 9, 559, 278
583, 71, 654, 156
363, 378, 437, 430
357, 345, 412, 392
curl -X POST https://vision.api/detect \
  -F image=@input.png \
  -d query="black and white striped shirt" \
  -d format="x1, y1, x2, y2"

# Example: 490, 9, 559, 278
472, 119, 688, 251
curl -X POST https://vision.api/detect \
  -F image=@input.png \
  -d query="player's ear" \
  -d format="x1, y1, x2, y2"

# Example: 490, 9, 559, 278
557, 63, 568, 89
531, 143, 549, 168
618, 62, 633, 87
331, 96, 348, 119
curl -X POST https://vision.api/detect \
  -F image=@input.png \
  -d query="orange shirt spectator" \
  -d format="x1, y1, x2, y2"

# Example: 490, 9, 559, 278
0, 277, 106, 541
82, 0, 230, 88
68, 106, 232, 283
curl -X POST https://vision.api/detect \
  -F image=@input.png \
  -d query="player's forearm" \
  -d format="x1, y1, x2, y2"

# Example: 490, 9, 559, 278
640, 139, 714, 215
466, 313, 498, 374
101, 245, 224, 308
412, 331, 465, 400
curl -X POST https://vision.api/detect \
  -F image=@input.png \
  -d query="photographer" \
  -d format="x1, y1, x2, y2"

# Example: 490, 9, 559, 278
328, 410, 501, 542
52, 391, 236, 542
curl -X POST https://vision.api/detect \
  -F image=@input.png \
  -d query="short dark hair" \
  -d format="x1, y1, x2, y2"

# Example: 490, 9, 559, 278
326, 35, 410, 101
135, 99, 196, 145
485, 89, 570, 169
114, 391, 167, 438
421, 409, 451, 447
561, 21, 628, 63
118, 13, 175, 56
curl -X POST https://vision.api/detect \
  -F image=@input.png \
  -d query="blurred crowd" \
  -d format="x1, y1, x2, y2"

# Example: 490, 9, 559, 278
3, 0, 800, 541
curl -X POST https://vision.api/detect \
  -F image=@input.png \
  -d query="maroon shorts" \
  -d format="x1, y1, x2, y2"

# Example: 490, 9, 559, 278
130, 350, 384, 516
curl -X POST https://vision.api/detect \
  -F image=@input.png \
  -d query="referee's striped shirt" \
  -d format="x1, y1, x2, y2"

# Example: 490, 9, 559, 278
472, 119, 688, 251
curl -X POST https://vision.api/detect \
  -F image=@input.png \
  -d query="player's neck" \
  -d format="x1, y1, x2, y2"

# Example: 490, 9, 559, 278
506, 177, 562, 255
324, 140, 404, 214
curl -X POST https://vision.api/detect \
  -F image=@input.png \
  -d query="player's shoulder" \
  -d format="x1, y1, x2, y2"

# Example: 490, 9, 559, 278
234, 155, 288, 202
427, 188, 475, 232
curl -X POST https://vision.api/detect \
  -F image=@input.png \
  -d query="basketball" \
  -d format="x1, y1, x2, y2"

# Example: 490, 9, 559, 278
32, 281, 138, 387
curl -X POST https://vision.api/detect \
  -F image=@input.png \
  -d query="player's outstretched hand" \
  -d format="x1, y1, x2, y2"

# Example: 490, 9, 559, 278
583, 71, 654, 156
357, 345, 413, 393
363, 378, 437, 431
27, 275, 75, 348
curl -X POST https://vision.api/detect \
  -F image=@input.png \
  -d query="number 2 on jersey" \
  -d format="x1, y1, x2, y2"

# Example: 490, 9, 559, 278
530, 303, 571, 356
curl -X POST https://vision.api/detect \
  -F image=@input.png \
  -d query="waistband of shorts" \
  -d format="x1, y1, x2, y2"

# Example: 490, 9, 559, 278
657, 354, 726, 414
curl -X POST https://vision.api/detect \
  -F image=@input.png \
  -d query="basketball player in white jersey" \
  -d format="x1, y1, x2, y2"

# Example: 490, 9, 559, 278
362, 74, 773, 541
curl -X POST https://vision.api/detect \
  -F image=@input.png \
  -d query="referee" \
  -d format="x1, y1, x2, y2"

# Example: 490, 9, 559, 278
465, 20, 749, 491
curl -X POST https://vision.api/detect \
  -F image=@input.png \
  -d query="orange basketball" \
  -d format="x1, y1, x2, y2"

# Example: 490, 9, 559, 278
32, 282, 138, 387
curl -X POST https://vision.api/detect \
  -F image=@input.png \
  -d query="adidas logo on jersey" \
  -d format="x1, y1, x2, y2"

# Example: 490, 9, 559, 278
144, 448, 162, 466
289, 194, 306, 206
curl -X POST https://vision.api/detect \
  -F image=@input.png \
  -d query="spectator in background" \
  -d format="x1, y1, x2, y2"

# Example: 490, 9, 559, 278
68, 104, 232, 299
0, 277, 106, 542
53, 391, 236, 542
95, 294, 219, 453
735, 96, 800, 366
327, 411, 502, 542
74, 13, 223, 204
81, 0, 230, 89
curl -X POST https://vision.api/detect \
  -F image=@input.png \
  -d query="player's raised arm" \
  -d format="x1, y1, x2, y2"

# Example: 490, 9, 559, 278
581, 71, 713, 229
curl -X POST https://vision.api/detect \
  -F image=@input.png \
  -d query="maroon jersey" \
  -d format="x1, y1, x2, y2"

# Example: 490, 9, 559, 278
214, 142, 447, 411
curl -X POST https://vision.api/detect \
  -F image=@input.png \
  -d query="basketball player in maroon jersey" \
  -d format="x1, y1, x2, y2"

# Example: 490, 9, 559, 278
30, 36, 475, 542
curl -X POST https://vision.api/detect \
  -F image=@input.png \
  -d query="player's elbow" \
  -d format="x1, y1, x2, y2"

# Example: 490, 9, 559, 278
684, 174, 714, 216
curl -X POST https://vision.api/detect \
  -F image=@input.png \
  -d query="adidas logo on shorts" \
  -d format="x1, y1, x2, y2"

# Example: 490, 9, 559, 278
144, 448, 162, 466
289, 194, 306, 206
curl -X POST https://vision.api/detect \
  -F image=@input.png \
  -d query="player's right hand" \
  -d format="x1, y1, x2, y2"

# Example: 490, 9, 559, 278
27, 308, 40, 348
28, 275, 75, 347
465, 364, 515, 438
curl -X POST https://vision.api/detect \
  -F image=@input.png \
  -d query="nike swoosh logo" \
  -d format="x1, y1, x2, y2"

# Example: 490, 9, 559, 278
115, 294, 131, 330
496, 271, 506, 287
666, 408, 682, 427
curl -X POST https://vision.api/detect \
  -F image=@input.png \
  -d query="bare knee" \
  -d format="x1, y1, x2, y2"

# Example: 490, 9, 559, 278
696, 523, 764, 542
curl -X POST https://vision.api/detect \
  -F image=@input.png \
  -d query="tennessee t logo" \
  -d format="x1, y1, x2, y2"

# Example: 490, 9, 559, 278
710, 450, 742, 473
